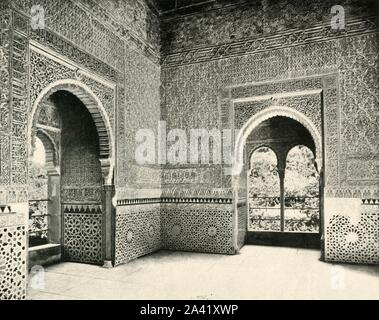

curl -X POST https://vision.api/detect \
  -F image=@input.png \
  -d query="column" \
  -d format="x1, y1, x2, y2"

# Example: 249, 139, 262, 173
47, 172, 61, 244
100, 159, 114, 268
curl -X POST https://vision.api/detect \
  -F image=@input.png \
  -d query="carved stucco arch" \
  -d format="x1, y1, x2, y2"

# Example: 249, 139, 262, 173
35, 129, 59, 175
232, 106, 323, 178
29, 79, 115, 184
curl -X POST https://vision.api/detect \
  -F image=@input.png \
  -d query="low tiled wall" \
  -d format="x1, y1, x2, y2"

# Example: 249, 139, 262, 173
325, 198, 379, 265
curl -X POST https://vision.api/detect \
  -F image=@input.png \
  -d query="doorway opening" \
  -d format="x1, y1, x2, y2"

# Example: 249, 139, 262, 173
236, 113, 323, 249
29, 136, 49, 248
28, 81, 114, 269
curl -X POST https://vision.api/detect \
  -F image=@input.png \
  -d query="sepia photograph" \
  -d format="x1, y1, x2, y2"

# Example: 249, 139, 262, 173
0, 0, 378, 305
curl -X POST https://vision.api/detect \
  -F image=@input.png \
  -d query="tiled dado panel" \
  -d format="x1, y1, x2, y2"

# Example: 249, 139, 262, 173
161, 203, 234, 255
63, 206, 103, 265
325, 198, 379, 264
0, 213, 27, 300
115, 203, 161, 265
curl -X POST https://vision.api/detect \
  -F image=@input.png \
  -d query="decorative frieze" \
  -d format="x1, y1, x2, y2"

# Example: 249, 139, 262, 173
117, 197, 232, 206
63, 204, 102, 214
325, 187, 379, 199
162, 167, 226, 185
162, 16, 378, 67
117, 198, 161, 206
161, 187, 233, 199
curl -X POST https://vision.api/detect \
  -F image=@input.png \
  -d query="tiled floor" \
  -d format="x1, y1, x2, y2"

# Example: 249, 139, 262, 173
27, 246, 379, 300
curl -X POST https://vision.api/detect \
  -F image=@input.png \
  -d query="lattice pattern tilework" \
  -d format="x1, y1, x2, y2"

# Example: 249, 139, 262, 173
63, 212, 102, 264
0, 226, 27, 300
115, 203, 161, 265
325, 199, 379, 264
338, 34, 379, 187
161, 203, 234, 254
118, 46, 161, 189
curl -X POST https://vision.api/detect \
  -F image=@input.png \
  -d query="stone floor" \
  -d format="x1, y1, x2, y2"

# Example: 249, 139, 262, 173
27, 246, 379, 300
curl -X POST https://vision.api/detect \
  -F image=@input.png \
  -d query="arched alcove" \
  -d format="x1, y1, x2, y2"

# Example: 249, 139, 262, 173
28, 79, 115, 267
29, 79, 114, 184
36, 129, 59, 175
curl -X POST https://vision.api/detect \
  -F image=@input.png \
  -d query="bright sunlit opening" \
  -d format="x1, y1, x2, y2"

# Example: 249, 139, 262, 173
31, 137, 46, 167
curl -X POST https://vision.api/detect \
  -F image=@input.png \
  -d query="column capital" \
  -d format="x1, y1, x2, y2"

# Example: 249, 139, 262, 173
315, 157, 323, 173
103, 184, 115, 191
99, 158, 113, 185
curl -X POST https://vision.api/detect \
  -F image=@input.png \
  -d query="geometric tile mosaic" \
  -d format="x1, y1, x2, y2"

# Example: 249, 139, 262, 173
161, 203, 234, 255
63, 213, 102, 265
0, 226, 26, 299
326, 204, 379, 265
115, 203, 161, 265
